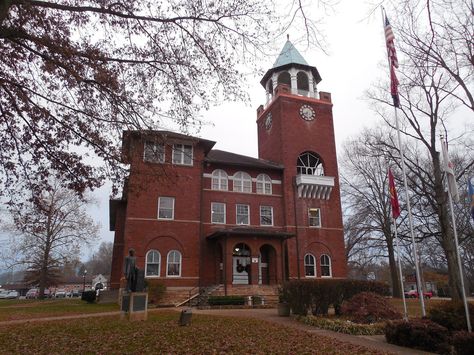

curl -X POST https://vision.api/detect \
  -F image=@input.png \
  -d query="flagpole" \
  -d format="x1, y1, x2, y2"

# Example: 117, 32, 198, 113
381, 6, 426, 317
441, 136, 472, 332
392, 217, 408, 320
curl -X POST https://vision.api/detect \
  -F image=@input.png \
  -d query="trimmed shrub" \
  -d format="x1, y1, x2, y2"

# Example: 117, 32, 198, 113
428, 301, 474, 331
282, 279, 389, 316
451, 331, 474, 355
385, 319, 450, 353
208, 296, 245, 306
341, 292, 401, 324
300, 315, 385, 335
81, 290, 96, 303
146, 280, 166, 304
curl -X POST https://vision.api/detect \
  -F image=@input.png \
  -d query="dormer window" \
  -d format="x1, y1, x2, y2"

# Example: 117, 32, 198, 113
172, 144, 193, 166
144, 141, 165, 163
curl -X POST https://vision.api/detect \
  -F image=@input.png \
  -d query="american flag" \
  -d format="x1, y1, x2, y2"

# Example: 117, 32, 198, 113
385, 16, 400, 107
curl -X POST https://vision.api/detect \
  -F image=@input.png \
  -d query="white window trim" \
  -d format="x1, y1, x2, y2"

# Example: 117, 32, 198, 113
145, 250, 161, 278
172, 144, 193, 166
256, 174, 272, 195
236, 204, 250, 225
320, 254, 332, 278
158, 197, 175, 220
211, 202, 226, 224
232, 171, 252, 193
166, 250, 182, 277
211, 169, 228, 191
308, 208, 321, 228
304, 253, 317, 278
143, 141, 165, 163
259, 205, 274, 226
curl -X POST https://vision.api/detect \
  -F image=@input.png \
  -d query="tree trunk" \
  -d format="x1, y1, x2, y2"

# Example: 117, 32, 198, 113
386, 229, 402, 298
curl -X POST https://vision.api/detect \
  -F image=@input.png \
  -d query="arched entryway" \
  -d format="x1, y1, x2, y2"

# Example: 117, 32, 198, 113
259, 244, 277, 285
233, 243, 251, 284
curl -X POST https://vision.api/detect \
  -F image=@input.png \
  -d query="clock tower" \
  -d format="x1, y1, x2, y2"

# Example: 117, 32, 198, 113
256, 39, 346, 279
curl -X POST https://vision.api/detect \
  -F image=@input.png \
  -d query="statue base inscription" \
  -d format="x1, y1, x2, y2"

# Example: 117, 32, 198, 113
121, 292, 148, 321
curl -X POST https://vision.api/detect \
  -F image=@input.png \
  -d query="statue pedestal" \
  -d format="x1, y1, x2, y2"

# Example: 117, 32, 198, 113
121, 292, 148, 321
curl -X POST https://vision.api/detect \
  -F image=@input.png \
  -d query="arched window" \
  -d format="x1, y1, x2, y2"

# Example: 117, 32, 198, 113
320, 254, 332, 277
297, 152, 324, 175
233, 171, 252, 193
212, 169, 228, 191
256, 174, 272, 194
277, 72, 291, 87
297, 71, 309, 92
167, 250, 182, 277
145, 250, 160, 277
304, 253, 316, 277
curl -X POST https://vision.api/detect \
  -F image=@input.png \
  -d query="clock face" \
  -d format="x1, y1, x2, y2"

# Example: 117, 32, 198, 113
299, 105, 315, 121
265, 113, 272, 130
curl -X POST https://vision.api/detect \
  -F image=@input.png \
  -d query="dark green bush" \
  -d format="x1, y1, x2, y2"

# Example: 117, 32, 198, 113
208, 296, 245, 306
428, 301, 474, 331
451, 331, 474, 355
282, 279, 389, 316
146, 280, 166, 304
385, 319, 450, 353
81, 290, 96, 303
341, 292, 401, 324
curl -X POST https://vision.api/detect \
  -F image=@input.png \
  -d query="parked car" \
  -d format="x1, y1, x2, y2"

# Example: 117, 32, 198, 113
0, 290, 10, 299
55, 289, 67, 298
404, 289, 433, 299
72, 290, 80, 298
5, 291, 19, 299
26, 288, 39, 299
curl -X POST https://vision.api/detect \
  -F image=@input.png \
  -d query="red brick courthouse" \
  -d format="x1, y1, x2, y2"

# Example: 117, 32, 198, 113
110, 40, 347, 300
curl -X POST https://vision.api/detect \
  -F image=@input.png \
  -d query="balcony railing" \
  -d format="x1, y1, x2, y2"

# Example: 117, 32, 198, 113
296, 174, 335, 199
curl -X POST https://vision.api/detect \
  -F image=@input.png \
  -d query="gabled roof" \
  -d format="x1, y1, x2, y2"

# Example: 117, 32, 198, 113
273, 40, 309, 68
205, 149, 284, 170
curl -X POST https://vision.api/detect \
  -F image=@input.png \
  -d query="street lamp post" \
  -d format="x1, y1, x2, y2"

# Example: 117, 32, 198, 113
82, 269, 87, 292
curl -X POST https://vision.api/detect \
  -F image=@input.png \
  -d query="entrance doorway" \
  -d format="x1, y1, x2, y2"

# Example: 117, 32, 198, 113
232, 243, 250, 284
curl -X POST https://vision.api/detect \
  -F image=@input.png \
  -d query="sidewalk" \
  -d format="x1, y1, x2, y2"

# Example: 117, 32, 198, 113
189, 308, 434, 355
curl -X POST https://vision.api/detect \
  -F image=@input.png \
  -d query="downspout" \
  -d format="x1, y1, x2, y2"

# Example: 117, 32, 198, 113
293, 178, 301, 279
198, 158, 205, 291
224, 234, 228, 296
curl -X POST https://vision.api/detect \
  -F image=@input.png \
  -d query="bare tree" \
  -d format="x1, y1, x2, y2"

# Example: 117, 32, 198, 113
341, 126, 405, 297
7, 183, 98, 298
84, 241, 113, 276
0, 0, 334, 200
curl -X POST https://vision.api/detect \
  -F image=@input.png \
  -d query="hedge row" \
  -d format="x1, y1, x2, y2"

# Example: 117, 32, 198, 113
300, 315, 385, 335
208, 296, 245, 306
280, 279, 389, 316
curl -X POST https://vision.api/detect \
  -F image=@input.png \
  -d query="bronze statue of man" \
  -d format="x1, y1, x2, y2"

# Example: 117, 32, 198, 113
124, 248, 137, 292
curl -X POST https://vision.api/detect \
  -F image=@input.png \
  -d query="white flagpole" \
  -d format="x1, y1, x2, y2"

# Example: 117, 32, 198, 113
393, 217, 408, 320
381, 7, 426, 316
441, 136, 472, 332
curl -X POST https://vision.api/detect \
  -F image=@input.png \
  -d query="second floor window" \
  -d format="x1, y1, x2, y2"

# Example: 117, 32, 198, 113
211, 169, 228, 190
308, 208, 321, 227
144, 141, 165, 163
172, 144, 193, 165
256, 174, 272, 194
260, 206, 273, 226
211, 202, 226, 224
233, 171, 252, 193
236, 204, 250, 225
158, 197, 175, 219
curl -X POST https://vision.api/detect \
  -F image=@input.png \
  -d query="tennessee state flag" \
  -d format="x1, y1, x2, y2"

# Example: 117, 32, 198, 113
389, 168, 401, 219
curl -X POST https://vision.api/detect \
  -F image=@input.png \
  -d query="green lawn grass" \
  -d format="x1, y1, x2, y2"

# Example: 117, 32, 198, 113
0, 310, 382, 354
0, 298, 119, 321
389, 297, 457, 318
